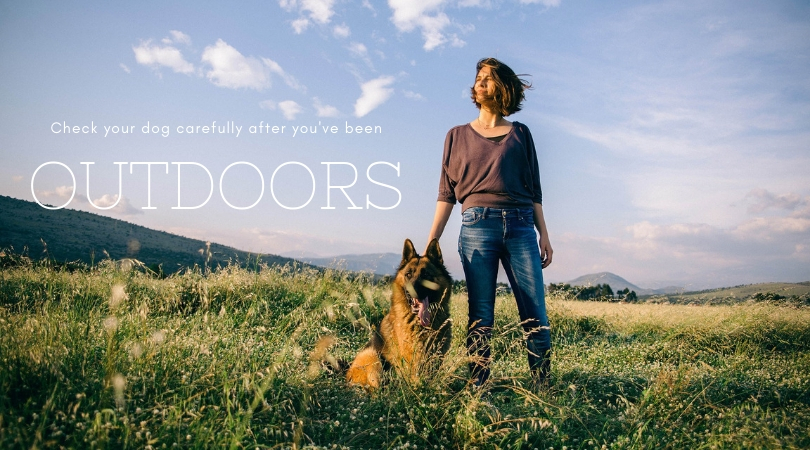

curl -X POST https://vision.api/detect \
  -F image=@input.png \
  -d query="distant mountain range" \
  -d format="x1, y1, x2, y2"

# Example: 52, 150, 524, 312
0, 195, 305, 273
289, 253, 403, 275
1, 195, 779, 298
564, 272, 684, 296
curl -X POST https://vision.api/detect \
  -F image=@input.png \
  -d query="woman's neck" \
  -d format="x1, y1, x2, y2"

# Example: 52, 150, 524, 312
476, 109, 503, 129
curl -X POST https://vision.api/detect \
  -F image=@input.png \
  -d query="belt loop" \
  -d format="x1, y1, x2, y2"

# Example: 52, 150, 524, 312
482, 207, 488, 219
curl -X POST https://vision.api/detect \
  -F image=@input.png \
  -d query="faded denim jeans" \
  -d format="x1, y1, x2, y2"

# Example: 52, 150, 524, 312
458, 206, 551, 386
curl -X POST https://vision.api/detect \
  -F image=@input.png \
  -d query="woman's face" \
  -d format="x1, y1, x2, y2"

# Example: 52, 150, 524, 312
474, 65, 495, 102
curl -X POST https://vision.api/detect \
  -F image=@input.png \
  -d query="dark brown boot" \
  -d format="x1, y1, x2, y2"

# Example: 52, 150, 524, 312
530, 353, 551, 392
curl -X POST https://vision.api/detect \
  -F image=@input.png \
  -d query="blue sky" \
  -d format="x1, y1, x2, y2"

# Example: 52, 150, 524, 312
1, 0, 809, 289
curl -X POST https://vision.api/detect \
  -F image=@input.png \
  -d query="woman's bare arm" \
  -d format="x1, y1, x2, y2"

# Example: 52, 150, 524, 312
427, 201, 455, 251
533, 203, 553, 268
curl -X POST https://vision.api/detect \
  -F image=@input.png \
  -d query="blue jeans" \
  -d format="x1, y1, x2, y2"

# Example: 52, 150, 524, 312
458, 207, 551, 385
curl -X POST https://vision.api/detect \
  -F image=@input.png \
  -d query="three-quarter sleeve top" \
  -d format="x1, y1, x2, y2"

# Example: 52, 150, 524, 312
437, 121, 543, 211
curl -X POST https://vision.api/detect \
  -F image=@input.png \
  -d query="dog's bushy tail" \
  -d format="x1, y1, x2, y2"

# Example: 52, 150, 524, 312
308, 335, 348, 378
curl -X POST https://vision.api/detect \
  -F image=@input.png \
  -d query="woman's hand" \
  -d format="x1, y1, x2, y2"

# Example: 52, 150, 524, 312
539, 234, 553, 268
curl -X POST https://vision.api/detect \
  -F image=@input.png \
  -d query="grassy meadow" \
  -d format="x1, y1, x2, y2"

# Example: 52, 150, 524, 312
1, 259, 809, 449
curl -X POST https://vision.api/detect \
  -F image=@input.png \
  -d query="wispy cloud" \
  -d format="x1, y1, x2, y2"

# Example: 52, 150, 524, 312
162, 30, 192, 46
388, 0, 458, 51
201, 39, 300, 91
134, 33, 303, 92
291, 18, 310, 34
746, 188, 806, 214
279, 0, 337, 33
119, 63, 131, 74
132, 40, 195, 75
201, 39, 272, 90
91, 194, 143, 216
278, 100, 303, 120
333, 24, 351, 38
313, 97, 340, 117
35, 185, 77, 201
260, 99, 303, 119
347, 41, 374, 68
348, 41, 368, 58
34, 187, 142, 216
402, 90, 425, 101
518, 0, 561, 6
354, 76, 395, 117
554, 209, 810, 289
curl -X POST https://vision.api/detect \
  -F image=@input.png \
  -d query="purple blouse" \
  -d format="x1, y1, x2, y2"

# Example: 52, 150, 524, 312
437, 121, 543, 211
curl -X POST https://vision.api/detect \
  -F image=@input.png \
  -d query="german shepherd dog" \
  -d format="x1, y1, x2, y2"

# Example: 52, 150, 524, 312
345, 238, 453, 390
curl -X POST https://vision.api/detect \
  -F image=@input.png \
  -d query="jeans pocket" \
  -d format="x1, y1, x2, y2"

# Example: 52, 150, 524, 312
518, 213, 535, 227
461, 209, 481, 226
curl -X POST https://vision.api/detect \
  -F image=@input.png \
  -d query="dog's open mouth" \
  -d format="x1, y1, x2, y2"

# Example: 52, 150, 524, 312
411, 296, 430, 327
405, 279, 441, 328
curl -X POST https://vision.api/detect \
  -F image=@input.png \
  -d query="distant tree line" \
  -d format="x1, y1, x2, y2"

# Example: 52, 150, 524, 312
548, 283, 638, 302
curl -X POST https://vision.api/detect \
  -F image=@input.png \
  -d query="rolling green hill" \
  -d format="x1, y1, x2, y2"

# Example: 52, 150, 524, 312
646, 281, 810, 305
0, 195, 303, 273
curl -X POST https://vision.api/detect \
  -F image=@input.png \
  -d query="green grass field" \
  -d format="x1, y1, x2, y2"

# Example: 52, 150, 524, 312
1, 261, 809, 449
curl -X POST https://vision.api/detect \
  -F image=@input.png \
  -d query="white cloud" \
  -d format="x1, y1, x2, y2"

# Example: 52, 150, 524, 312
162, 30, 192, 45
34, 187, 142, 216
354, 76, 395, 117
388, 0, 445, 26
553, 215, 810, 289
280, 0, 336, 33
549, 186, 810, 288
200, 39, 301, 91
291, 18, 310, 34
92, 194, 143, 216
403, 90, 425, 101
734, 216, 810, 236
458, 0, 491, 6
746, 188, 806, 214
362, 0, 376, 14
333, 24, 351, 38
259, 100, 277, 110
388, 0, 469, 50
302, 0, 336, 24
262, 57, 305, 91
119, 63, 131, 73
278, 100, 303, 120
348, 42, 368, 57
133, 40, 195, 75
519, 0, 561, 6
36, 185, 76, 200
388, 0, 449, 51
313, 97, 340, 117
347, 41, 374, 68
420, 13, 452, 50
201, 40, 269, 90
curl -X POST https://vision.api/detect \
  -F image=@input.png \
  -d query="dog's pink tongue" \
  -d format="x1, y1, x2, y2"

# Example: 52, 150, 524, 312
418, 297, 430, 327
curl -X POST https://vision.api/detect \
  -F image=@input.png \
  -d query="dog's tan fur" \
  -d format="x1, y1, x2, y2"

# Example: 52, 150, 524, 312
346, 239, 452, 390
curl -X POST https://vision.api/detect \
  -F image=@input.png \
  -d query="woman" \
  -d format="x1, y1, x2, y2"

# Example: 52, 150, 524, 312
427, 57, 553, 390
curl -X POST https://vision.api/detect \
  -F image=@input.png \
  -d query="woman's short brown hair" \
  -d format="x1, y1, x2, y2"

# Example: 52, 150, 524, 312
470, 57, 532, 116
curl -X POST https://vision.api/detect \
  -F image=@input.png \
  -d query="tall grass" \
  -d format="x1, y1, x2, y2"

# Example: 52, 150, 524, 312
1, 261, 808, 449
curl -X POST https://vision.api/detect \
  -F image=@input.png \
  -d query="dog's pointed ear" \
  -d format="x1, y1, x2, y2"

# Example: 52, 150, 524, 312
402, 238, 417, 262
425, 238, 443, 264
